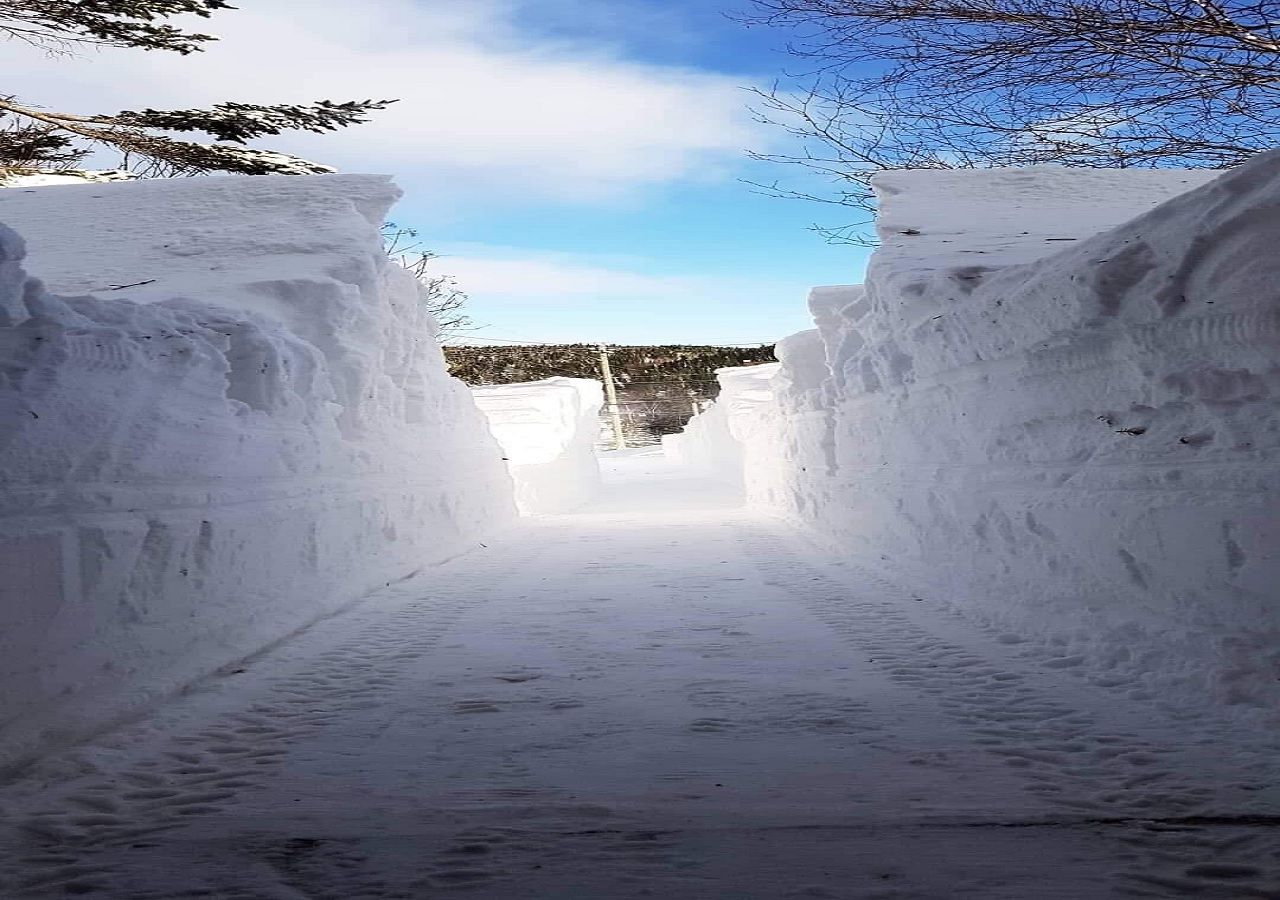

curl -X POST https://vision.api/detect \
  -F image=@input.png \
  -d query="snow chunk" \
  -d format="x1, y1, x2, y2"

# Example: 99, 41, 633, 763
663, 363, 781, 489
472, 378, 603, 514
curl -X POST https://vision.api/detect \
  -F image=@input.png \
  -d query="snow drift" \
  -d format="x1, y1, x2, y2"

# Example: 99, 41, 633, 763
471, 377, 603, 514
678, 156, 1280, 713
0, 175, 515, 768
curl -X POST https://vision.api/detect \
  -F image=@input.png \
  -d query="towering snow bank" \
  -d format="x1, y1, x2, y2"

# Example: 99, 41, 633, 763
689, 156, 1280, 712
0, 176, 515, 767
471, 378, 603, 514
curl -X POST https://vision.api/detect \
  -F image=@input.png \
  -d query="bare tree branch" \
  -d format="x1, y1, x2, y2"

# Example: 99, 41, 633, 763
740, 0, 1280, 230
382, 223, 478, 339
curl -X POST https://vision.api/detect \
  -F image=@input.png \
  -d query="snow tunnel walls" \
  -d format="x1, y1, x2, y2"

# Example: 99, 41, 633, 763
0, 175, 516, 768
471, 377, 604, 515
742, 155, 1279, 714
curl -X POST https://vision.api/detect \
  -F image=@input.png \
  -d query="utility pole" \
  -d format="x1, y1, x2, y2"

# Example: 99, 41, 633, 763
598, 343, 627, 451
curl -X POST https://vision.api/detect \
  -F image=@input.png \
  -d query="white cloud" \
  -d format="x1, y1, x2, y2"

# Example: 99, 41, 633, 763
436, 249, 696, 299
421, 245, 818, 345
0, 0, 761, 203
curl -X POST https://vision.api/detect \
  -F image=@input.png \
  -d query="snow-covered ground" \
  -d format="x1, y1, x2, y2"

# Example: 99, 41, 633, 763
471, 377, 603, 514
0, 449, 1276, 898
676, 155, 1280, 720
0, 176, 514, 769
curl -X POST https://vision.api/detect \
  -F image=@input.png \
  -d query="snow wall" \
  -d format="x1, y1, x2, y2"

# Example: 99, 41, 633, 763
662, 363, 781, 488
677, 155, 1280, 714
471, 378, 604, 514
0, 175, 516, 768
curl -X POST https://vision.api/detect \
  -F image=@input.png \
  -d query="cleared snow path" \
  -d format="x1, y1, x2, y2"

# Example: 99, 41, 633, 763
1, 450, 1277, 899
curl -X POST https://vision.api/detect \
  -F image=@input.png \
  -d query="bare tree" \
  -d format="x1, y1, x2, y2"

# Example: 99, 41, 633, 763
741, 0, 1280, 240
0, 1, 391, 179
382, 223, 475, 338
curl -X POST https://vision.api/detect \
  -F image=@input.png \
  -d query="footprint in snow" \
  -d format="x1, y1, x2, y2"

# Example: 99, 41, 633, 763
494, 672, 541, 683
453, 700, 501, 714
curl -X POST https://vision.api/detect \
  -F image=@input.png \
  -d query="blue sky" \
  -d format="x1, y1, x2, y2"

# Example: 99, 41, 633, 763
406, 0, 873, 345
2, 0, 874, 344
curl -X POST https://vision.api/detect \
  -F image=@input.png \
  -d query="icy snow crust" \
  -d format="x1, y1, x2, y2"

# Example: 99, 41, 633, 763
687, 157, 1280, 713
0, 175, 515, 767
471, 377, 604, 514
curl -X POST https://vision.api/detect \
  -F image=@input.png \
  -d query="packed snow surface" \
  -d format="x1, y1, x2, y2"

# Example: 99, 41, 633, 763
471, 377, 603, 514
0, 450, 1276, 898
675, 156, 1280, 716
0, 175, 514, 768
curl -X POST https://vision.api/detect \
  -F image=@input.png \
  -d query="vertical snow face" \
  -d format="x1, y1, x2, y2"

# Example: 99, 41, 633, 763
471, 378, 603, 514
690, 155, 1280, 714
0, 176, 516, 767
663, 363, 782, 491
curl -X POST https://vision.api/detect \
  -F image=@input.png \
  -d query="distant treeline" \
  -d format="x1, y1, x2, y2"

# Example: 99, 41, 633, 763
443, 344, 776, 385
444, 344, 777, 444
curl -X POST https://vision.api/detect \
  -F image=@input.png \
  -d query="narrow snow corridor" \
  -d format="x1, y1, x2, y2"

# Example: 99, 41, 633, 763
1, 451, 1277, 899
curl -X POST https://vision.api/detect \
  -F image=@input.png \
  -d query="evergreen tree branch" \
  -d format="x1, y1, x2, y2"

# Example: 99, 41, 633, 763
0, 96, 340, 175
108, 100, 397, 143
0, 1, 233, 54
0, 3, 393, 178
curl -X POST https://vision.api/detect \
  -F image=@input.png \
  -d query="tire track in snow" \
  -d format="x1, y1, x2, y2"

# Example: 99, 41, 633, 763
0, 538, 540, 899
4, 495, 1278, 898
736, 520, 1280, 898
